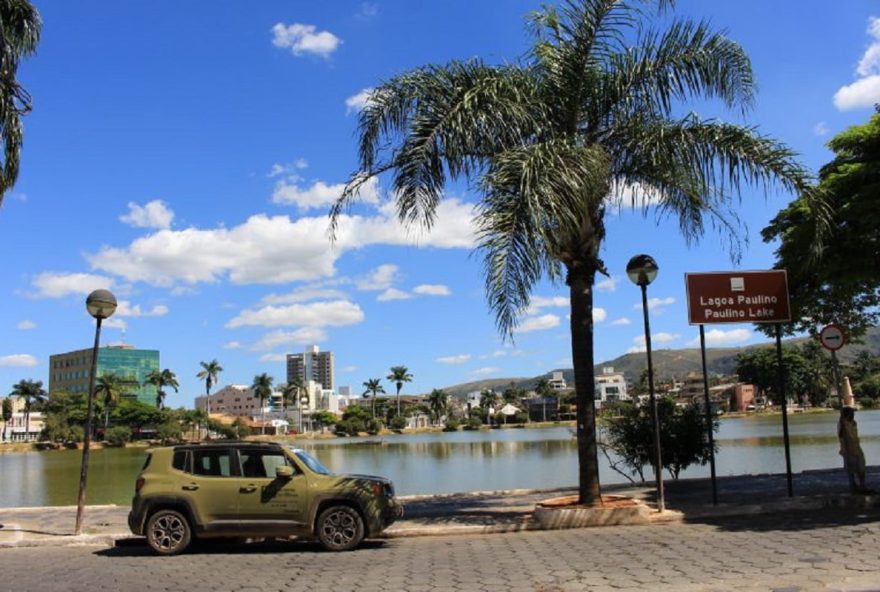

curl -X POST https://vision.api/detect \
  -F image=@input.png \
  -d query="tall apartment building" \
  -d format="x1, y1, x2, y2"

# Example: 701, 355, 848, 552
286, 345, 334, 391
48, 345, 160, 407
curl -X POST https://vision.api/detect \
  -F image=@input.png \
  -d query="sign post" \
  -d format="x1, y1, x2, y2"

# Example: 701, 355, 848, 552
685, 271, 793, 498
820, 324, 846, 408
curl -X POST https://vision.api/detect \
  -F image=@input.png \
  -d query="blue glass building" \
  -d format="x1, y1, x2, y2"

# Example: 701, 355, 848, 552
49, 345, 161, 407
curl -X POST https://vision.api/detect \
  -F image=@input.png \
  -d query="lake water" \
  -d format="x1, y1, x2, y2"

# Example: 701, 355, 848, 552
1, 411, 878, 507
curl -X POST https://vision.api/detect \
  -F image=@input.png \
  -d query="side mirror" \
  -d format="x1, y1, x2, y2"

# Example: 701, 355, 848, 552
275, 465, 294, 479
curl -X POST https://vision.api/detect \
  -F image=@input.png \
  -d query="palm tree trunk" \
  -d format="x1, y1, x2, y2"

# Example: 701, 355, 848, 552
568, 264, 602, 505
396, 387, 401, 416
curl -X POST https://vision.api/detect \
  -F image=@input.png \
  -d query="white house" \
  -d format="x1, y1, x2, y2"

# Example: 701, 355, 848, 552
594, 367, 629, 407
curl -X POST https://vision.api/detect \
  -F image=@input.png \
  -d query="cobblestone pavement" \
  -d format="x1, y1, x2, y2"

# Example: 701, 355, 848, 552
1, 508, 879, 592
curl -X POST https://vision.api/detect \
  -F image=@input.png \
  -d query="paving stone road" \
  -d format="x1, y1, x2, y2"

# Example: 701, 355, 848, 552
1, 508, 879, 592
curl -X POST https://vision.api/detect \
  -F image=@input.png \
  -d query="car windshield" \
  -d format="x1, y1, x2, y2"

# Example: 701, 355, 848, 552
291, 449, 333, 475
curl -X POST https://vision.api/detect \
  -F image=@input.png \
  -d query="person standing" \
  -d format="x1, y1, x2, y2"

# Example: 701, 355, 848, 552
838, 405, 867, 493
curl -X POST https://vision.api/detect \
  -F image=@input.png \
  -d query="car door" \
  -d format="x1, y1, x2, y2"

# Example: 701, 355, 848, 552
235, 448, 309, 535
183, 447, 241, 529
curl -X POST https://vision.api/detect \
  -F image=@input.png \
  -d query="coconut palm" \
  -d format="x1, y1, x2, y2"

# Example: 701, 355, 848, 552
197, 359, 223, 415
333, 0, 813, 504
1, 397, 11, 441
251, 373, 274, 435
386, 366, 413, 416
0, 0, 41, 209
8, 378, 46, 438
427, 389, 449, 425
362, 378, 385, 419
280, 379, 305, 432
144, 368, 179, 410
94, 373, 133, 431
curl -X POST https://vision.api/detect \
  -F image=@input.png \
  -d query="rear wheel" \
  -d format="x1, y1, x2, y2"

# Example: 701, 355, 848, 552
316, 505, 364, 551
146, 509, 192, 555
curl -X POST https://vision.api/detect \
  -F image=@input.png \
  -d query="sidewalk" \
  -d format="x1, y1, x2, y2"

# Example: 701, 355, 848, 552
1, 466, 878, 549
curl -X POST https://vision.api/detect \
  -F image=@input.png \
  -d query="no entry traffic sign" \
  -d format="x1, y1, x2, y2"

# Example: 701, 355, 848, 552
819, 324, 846, 351
685, 270, 791, 325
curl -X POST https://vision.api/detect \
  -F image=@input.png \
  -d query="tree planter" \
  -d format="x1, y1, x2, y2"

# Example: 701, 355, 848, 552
534, 495, 653, 529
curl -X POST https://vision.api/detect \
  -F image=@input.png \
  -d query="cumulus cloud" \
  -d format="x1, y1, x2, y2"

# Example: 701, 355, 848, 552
272, 176, 380, 210
115, 301, 169, 318
480, 349, 524, 359
529, 296, 569, 311
610, 317, 632, 326
472, 367, 500, 376
834, 17, 880, 110
272, 23, 341, 57
103, 318, 127, 330
226, 300, 364, 329
357, 264, 399, 291
513, 314, 560, 333
813, 122, 830, 136
596, 276, 618, 292
268, 159, 308, 178
31, 273, 114, 298
377, 288, 411, 302
16, 320, 36, 330
262, 287, 348, 305
436, 354, 471, 365
120, 200, 174, 230
260, 353, 288, 363
593, 308, 607, 322
413, 284, 450, 296
632, 332, 680, 348
686, 328, 752, 347
251, 328, 328, 351
346, 88, 374, 114
634, 296, 676, 312
0, 354, 37, 367
224, 341, 242, 350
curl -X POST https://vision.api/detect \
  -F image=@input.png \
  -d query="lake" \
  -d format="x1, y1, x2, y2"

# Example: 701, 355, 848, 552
1, 410, 878, 507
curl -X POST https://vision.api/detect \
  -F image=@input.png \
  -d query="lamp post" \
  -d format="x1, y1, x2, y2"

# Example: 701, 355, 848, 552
75, 289, 117, 535
626, 255, 664, 512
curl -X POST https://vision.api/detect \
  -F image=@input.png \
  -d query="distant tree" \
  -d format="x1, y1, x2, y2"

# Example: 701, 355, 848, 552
251, 373, 274, 435
144, 368, 179, 410
312, 410, 338, 432
113, 400, 162, 433
197, 359, 223, 414
735, 347, 809, 405
427, 389, 449, 424
534, 379, 555, 421
387, 366, 412, 416
95, 373, 136, 431
0, 0, 41, 209
799, 341, 833, 407
9, 378, 46, 437
852, 350, 878, 381
479, 389, 498, 410
280, 378, 304, 413
2, 397, 13, 441
362, 378, 385, 419
763, 107, 880, 338
105, 425, 132, 447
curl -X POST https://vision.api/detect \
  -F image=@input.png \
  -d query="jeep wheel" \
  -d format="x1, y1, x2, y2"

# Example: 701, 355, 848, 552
316, 505, 364, 551
146, 509, 192, 555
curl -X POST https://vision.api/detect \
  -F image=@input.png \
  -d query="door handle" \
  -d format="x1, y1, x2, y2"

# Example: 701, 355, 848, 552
182, 484, 199, 491
240, 486, 257, 493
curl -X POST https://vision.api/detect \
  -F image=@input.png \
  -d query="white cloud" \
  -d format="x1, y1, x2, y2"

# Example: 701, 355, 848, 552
633, 332, 680, 347
596, 276, 618, 292
268, 159, 308, 178
472, 367, 500, 376
436, 354, 471, 365
272, 23, 341, 58
16, 320, 36, 330
610, 317, 632, 326
609, 180, 665, 208
593, 308, 607, 323
224, 341, 242, 350
356, 3, 379, 19
530, 296, 569, 311
480, 349, 524, 359
0, 354, 37, 367
626, 346, 646, 354
87, 198, 476, 288
513, 314, 560, 333
813, 122, 830, 136
634, 296, 676, 312
120, 200, 174, 230
262, 287, 348, 305
686, 328, 752, 347
834, 17, 880, 111
341, 365, 357, 373
377, 288, 411, 302
115, 301, 169, 318
251, 327, 328, 351
357, 264, 399, 291
226, 300, 364, 329
273, 176, 380, 210
259, 353, 288, 363
346, 88, 374, 114
413, 284, 450, 296
31, 273, 114, 298
103, 318, 127, 330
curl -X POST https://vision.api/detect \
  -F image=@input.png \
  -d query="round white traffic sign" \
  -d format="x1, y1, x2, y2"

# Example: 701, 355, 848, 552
819, 324, 845, 351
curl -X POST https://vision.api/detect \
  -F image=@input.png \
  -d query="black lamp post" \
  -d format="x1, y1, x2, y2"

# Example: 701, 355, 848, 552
626, 255, 665, 512
75, 289, 117, 535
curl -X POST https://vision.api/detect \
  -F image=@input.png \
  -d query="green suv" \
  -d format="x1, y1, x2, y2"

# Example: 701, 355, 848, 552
128, 441, 402, 554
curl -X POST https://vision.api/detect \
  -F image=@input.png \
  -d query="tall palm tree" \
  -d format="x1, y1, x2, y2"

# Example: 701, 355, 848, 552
94, 373, 131, 431
386, 366, 413, 416
362, 378, 385, 419
0, 0, 41, 209
197, 359, 223, 416
534, 378, 554, 422
251, 373, 274, 435
280, 379, 304, 432
333, 0, 813, 504
1, 396, 12, 441
427, 389, 449, 425
9, 378, 45, 438
144, 368, 179, 410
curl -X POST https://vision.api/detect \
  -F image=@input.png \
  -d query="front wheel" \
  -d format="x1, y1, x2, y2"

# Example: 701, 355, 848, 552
316, 505, 365, 551
146, 509, 192, 555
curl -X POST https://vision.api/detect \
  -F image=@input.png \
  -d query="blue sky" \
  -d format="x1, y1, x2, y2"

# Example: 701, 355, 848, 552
1, 1, 877, 408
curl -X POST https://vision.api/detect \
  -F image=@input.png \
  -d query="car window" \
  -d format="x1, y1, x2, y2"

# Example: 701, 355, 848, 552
172, 450, 189, 472
239, 450, 292, 478
192, 449, 233, 477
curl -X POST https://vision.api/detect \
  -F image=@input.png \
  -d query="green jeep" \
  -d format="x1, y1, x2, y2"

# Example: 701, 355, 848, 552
128, 441, 402, 554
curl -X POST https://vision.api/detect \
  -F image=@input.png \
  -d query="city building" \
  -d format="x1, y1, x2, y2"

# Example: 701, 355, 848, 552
195, 385, 283, 416
594, 367, 629, 407
48, 344, 160, 407
286, 345, 334, 391
0, 396, 45, 442
549, 371, 568, 390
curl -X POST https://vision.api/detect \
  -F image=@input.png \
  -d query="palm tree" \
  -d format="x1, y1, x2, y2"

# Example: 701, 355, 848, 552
144, 368, 179, 410
427, 389, 449, 425
535, 378, 554, 422
251, 373, 274, 435
0, 0, 41, 209
332, 0, 812, 504
94, 373, 131, 431
197, 359, 223, 416
386, 366, 413, 416
362, 378, 385, 419
1, 397, 11, 441
280, 379, 304, 432
9, 379, 46, 438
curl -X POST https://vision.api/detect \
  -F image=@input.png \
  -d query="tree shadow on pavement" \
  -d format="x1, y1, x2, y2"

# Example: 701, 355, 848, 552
684, 507, 880, 533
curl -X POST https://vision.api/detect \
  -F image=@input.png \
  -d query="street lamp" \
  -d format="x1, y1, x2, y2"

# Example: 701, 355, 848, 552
626, 255, 665, 512
75, 289, 117, 535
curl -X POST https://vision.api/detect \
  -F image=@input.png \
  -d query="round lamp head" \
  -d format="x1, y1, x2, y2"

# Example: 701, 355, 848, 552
86, 289, 117, 320
626, 254, 659, 286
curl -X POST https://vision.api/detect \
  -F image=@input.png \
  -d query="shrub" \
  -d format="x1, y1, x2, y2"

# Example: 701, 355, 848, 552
465, 416, 483, 430
366, 418, 383, 435
443, 419, 460, 432
512, 412, 529, 424
389, 415, 407, 431
105, 426, 132, 447
156, 421, 183, 444
335, 419, 355, 436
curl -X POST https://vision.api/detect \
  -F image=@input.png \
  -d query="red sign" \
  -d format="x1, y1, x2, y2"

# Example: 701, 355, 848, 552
685, 270, 791, 325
